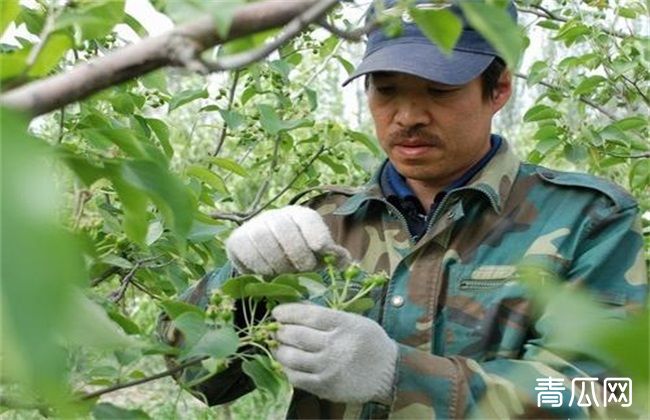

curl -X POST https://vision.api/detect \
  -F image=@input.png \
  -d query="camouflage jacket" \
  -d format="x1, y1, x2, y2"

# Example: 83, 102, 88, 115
164, 139, 648, 418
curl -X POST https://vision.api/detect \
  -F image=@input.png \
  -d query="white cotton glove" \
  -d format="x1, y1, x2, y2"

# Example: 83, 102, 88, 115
225, 206, 351, 276
271, 303, 398, 404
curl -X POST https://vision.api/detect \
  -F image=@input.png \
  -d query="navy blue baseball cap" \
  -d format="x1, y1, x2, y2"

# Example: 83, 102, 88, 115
342, 0, 517, 86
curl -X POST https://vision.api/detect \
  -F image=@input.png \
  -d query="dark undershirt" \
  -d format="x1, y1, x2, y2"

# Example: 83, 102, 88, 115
380, 134, 503, 240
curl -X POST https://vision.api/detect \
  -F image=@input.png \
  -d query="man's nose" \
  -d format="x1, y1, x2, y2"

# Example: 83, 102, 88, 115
395, 98, 431, 128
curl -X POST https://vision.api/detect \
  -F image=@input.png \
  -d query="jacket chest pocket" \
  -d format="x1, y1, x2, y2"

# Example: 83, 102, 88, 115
441, 264, 531, 360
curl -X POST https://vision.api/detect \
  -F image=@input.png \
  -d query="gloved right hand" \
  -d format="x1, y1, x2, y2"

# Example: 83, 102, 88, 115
225, 206, 351, 276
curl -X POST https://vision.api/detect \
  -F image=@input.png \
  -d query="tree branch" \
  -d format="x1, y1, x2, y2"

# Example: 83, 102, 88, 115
514, 72, 617, 120
516, 4, 628, 39
80, 356, 208, 401
0, 0, 327, 116
211, 145, 326, 223
317, 19, 378, 41
201, 0, 341, 72
211, 70, 240, 159
109, 262, 141, 303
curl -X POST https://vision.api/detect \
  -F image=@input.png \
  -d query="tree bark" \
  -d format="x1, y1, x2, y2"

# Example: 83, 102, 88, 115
0, 0, 322, 117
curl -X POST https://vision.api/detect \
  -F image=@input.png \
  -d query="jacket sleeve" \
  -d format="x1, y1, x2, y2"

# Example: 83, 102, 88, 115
386, 204, 647, 418
157, 263, 256, 406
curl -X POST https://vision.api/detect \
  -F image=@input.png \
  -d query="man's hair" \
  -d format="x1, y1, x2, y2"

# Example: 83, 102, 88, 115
480, 57, 506, 100
363, 57, 507, 101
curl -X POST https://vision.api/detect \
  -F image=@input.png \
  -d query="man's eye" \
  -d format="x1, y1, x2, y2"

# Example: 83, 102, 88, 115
376, 86, 396, 95
428, 88, 454, 96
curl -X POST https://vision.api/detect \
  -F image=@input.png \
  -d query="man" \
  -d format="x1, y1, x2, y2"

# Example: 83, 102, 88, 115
161, 1, 647, 418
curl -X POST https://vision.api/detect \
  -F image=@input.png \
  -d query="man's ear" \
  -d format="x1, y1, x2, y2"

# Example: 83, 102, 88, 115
491, 69, 512, 113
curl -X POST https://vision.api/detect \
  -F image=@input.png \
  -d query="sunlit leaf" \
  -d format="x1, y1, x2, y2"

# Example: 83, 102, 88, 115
409, 7, 462, 54
459, 2, 524, 66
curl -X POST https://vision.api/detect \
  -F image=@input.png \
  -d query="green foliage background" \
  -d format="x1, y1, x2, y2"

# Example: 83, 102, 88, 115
1, 0, 648, 418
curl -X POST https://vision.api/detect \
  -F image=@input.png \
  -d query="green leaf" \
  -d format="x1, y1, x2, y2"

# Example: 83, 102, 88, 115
188, 219, 226, 242
64, 291, 138, 349
187, 165, 228, 192
533, 137, 563, 156
160, 299, 204, 319
1, 107, 85, 406
146, 220, 164, 245
111, 174, 149, 245
140, 70, 168, 94
244, 283, 303, 300
409, 7, 462, 54
553, 20, 590, 46
629, 160, 650, 192
27, 31, 71, 77
0, 47, 30, 81
526, 61, 548, 87
169, 87, 209, 112
221, 275, 262, 299
611, 116, 647, 132
92, 402, 150, 419
319, 155, 347, 174
272, 274, 308, 296
101, 254, 133, 269
349, 131, 382, 157
146, 118, 173, 158
210, 157, 248, 177
335, 55, 354, 75
242, 355, 286, 398
459, 2, 524, 67
107, 310, 141, 335
573, 75, 606, 96
17, 5, 45, 34
123, 13, 149, 38
342, 297, 375, 314
258, 104, 313, 135
1, 0, 20, 35
183, 327, 239, 360
563, 143, 588, 163
523, 104, 562, 122
219, 109, 245, 130
173, 312, 207, 348
54, 0, 125, 42
211, 0, 243, 38
533, 125, 561, 141
121, 160, 196, 237
297, 274, 328, 299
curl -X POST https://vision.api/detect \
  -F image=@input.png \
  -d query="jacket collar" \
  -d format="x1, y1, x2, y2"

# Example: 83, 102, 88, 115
334, 137, 520, 216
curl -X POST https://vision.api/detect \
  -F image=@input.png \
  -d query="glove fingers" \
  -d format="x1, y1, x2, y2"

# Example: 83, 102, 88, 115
225, 228, 273, 275
281, 366, 321, 393
287, 206, 334, 253
268, 211, 318, 272
273, 344, 323, 374
243, 215, 294, 274
276, 324, 328, 353
272, 303, 340, 331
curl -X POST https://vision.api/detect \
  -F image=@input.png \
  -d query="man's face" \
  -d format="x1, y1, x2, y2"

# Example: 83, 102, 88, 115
367, 71, 511, 189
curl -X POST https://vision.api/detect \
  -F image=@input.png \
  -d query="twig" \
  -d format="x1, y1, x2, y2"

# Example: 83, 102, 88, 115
90, 266, 121, 287
201, 0, 340, 72
0, 0, 323, 116
212, 70, 241, 159
516, 4, 628, 39
80, 356, 208, 401
211, 145, 326, 223
130, 280, 164, 300
58, 107, 65, 143
246, 133, 282, 213
514, 72, 617, 120
109, 263, 141, 303
317, 19, 378, 41
619, 73, 650, 106
604, 151, 650, 159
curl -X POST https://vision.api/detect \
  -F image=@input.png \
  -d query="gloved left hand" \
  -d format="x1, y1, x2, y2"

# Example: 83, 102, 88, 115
271, 303, 398, 404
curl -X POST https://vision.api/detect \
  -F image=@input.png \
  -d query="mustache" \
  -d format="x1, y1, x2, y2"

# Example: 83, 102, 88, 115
388, 127, 440, 146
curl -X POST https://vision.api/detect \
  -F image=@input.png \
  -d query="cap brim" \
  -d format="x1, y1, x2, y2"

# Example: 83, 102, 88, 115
342, 42, 495, 86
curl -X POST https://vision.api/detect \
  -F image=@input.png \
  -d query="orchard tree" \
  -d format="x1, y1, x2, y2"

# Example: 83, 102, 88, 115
0, 0, 647, 418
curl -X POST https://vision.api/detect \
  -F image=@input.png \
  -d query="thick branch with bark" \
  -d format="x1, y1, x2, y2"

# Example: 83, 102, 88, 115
0, 0, 335, 117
